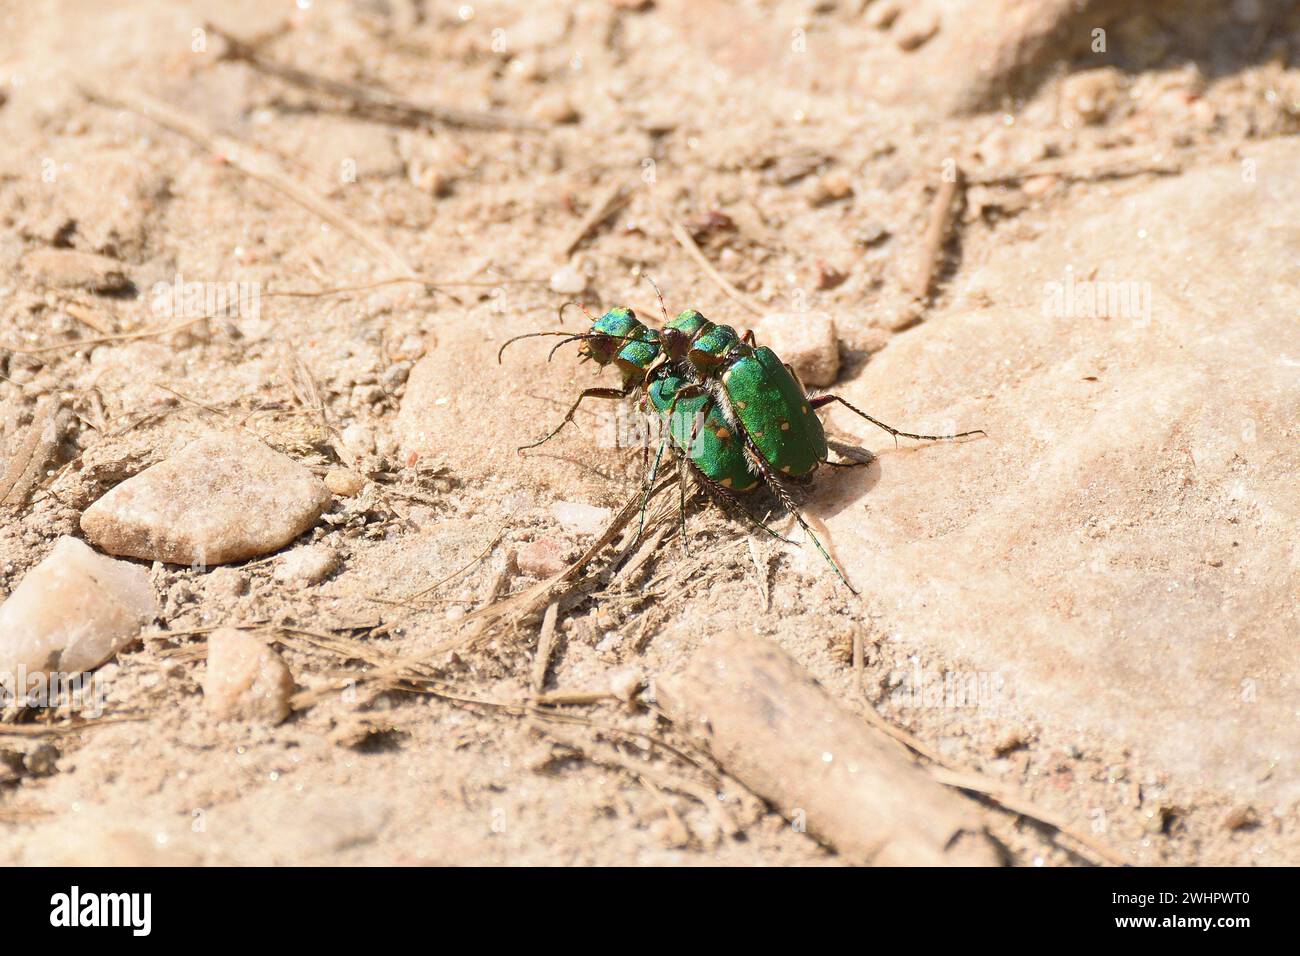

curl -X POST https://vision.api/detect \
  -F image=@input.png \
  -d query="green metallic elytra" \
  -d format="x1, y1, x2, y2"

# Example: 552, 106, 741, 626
722, 346, 827, 476
688, 322, 740, 367
585, 307, 643, 364
667, 309, 709, 337
592, 307, 638, 337
649, 372, 759, 492
615, 326, 661, 377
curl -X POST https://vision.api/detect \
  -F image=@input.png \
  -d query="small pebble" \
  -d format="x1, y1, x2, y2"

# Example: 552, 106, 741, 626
549, 264, 588, 296
866, 0, 900, 29
0, 536, 159, 685
205, 566, 249, 599
341, 423, 376, 457
1222, 804, 1259, 831
754, 312, 840, 386
976, 126, 1048, 169
203, 628, 294, 725
1060, 68, 1122, 126
551, 500, 611, 536
814, 261, 848, 291
272, 545, 339, 585
893, 8, 939, 51
994, 731, 1026, 755
530, 92, 579, 125
1021, 174, 1057, 197
516, 539, 569, 579
810, 169, 854, 205
81, 432, 331, 566
382, 362, 412, 390
324, 467, 366, 497
0, 750, 22, 784
23, 744, 58, 777
352, 384, 385, 407
607, 667, 644, 703
416, 166, 451, 197
856, 221, 890, 247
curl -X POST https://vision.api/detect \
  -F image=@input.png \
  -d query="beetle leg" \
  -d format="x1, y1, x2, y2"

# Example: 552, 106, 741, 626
782, 361, 809, 393
635, 417, 673, 543
693, 467, 797, 544
666, 389, 715, 554
677, 458, 690, 553
518, 385, 631, 452
741, 329, 757, 346
809, 394, 986, 448
743, 445, 858, 594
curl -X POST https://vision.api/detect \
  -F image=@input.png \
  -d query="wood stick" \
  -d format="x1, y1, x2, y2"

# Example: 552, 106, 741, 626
532, 689, 610, 706
0, 715, 143, 737
2, 313, 219, 356
656, 630, 1003, 865
531, 601, 560, 693
967, 143, 1190, 187
906, 166, 963, 302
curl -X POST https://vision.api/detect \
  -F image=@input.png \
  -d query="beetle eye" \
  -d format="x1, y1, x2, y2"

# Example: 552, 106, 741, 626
583, 336, 618, 364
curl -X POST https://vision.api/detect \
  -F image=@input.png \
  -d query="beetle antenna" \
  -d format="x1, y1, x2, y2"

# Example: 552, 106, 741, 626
557, 301, 595, 325
497, 330, 577, 363
500, 329, 660, 364
640, 273, 671, 325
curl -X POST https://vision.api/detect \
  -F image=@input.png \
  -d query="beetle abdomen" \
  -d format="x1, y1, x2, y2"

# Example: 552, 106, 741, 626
649, 373, 759, 491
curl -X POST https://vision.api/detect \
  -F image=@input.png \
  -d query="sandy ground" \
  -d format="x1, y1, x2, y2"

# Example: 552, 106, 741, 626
1, 0, 1298, 865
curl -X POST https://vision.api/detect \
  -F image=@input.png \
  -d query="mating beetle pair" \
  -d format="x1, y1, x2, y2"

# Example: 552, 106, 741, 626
499, 293, 983, 591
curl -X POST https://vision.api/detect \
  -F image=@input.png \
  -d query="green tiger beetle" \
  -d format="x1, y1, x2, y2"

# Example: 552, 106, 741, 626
498, 293, 984, 592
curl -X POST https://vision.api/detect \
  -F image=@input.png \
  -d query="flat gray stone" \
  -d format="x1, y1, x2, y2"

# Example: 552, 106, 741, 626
810, 138, 1300, 798
0, 536, 158, 686
81, 432, 330, 566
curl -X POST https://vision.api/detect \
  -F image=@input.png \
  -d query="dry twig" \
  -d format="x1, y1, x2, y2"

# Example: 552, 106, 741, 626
664, 214, 764, 317
560, 179, 632, 258
0, 397, 69, 510
906, 166, 964, 302
80, 82, 418, 279
207, 23, 544, 133
531, 602, 561, 694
